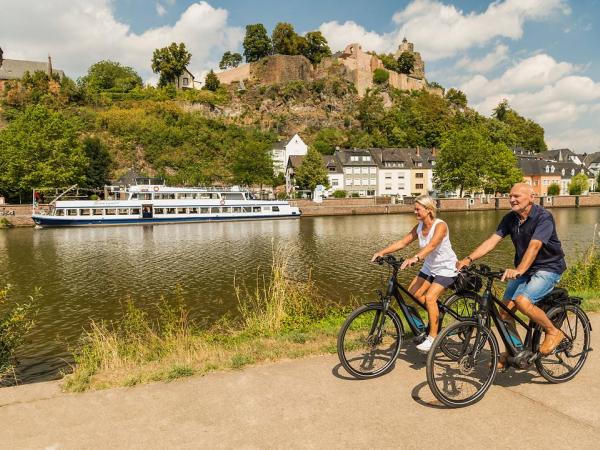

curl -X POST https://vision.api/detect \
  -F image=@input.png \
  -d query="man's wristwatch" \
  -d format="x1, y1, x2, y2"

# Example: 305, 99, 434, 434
414, 255, 421, 262
465, 256, 473, 264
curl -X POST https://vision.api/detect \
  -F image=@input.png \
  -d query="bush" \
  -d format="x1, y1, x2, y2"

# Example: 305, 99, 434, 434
561, 242, 600, 292
1, 285, 37, 380
569, 173, 589, 195
351, 192, 360, 198
547, 183, 560, 196
332, 190, 346, 198
373, 68, 389, 85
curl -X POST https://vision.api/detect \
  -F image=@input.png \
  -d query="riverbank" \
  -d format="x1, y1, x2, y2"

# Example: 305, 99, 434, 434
1, 195, 599, 226
2, 314, 600, 449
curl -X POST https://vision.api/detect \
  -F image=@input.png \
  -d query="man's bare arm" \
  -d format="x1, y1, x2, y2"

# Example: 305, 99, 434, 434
456, 233, 503, 270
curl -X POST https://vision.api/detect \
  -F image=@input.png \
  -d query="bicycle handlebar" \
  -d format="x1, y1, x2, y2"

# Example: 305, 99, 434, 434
374, 254, 404, 268
463, 264, 504, 280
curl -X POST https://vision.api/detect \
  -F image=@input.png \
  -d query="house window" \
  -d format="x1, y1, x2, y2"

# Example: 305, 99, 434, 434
416, 173, 424, 178
416, 162, 423, 167
346, 179, 353, 186
398, 184, 405, 189
385, 175, 392, 180
416, 184, 424, 189
332, 179, 339, 186
345, 167, 352, 174
183, 77, 189, 86
562, 169, 565, 176
362, 156, 371, 162
328, 167, 336, 172
362, 178, 369, 186
350, 156, 359, 162
534, 181, 538, 186
398, 174, 405, 179
369, 167, 376, 174
571, 169, 575, 176
353, 167, 361, 174
385, 185, 392, 190
369, 178, 376, 186
361, 167, 369, 174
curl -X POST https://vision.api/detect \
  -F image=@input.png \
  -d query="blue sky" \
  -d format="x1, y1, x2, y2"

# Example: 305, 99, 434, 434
1, 0, 599, 153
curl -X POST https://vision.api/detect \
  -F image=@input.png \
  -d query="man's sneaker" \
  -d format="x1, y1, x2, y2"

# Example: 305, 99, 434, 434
416, 335, 434, 352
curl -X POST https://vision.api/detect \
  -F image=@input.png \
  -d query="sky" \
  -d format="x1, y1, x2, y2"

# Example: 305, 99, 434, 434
1, 0, 599, 154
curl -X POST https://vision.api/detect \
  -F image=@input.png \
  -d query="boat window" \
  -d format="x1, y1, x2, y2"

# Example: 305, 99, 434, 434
222, 207, 231, 213
67, 209, 78, 216
159, 193, 176, 200
189, 207, 199, 214
210, 207, 219, 214
93, 209, 103, 216
198, 193, 213, 199
177, 208, 187, 214
223, 193, 244, 200
243, 206, 252, 213
166, 208, 176, 214
272, 206, 280, 212
262, 206, 271, 212
253, 207, 261, 213
119, 208, 130, 215
200, 207, 209, 214
154, 208, 164, 214
55, 209, 64, 216
130, 193, 138, 199
80, 209, 91, 216
232, 207, 242, 213
138, 193, 152, 200
106, 209, 116, 215
131, 208, 140, 215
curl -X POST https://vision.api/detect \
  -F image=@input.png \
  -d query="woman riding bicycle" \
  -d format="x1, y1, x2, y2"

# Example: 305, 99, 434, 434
371, 194, 458, 352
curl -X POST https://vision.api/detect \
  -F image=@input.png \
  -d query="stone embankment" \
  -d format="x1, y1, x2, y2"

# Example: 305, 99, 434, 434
1, 195, 599, 227
292, 194, 600, 217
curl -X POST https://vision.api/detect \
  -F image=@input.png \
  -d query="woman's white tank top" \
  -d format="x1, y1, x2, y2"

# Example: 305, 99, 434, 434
417, 219, 458, 277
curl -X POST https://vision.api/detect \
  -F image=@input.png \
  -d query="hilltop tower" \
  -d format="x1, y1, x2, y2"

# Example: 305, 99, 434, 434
394, 37, 425, 79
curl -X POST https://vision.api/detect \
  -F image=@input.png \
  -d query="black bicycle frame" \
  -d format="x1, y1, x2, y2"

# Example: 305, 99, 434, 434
381, 262, 467, 337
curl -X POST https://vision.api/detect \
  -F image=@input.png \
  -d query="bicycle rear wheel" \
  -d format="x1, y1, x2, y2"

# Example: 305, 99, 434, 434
337, 303, 403, 379
427, 320, 498, 408
535, 304, 591, 383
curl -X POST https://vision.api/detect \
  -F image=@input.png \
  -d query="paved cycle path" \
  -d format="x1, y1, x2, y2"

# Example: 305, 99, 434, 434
1, 314, 599, 449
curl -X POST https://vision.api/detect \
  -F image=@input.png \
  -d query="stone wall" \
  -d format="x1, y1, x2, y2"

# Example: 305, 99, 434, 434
216, 63, 251, 85
252, 55, 314, 85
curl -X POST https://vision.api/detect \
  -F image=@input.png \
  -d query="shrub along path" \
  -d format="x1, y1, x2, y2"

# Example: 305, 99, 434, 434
1, 314, 599, 448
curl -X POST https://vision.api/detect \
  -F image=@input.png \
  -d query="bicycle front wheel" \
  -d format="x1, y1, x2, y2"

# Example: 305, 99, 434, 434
426, 320, 498, 408
337, 303, 403, 379
535, 304, 591, 383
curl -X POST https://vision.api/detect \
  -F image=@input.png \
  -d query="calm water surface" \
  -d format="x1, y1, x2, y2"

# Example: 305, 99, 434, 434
1, 208, 599, 382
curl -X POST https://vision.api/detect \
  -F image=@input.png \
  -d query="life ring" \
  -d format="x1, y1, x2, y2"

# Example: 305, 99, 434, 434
154, 186, 159, 192
220, 198, 225, 206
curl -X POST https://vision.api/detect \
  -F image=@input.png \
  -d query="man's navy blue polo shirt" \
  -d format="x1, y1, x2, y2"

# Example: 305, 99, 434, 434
495, 204, 566, 275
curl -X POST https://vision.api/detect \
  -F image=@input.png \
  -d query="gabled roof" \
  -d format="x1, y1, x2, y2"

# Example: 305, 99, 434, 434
518, 158, 594, 179
0, 58, 65, 80
334, 148, 377, 166
584, 152, 600, 165
538, 148, 578, 163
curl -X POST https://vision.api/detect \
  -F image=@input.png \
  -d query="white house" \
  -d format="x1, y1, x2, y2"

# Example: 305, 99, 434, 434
272, 134, 308, 176
371, 149, 412, 197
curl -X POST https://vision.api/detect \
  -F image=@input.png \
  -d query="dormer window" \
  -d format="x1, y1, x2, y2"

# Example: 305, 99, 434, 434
362, 156, 371, 162
551, 165, 555, 173
571, 169, 575, 176
350, 156, 359, 162
561, 169, 565, 176
545, 165, 550, 173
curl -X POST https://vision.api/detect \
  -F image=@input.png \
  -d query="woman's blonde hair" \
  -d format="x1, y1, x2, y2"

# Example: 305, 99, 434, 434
415, 194, 437, 218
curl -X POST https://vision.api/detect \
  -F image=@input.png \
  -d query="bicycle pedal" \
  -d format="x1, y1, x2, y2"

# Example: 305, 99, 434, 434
412, 333, 426, 344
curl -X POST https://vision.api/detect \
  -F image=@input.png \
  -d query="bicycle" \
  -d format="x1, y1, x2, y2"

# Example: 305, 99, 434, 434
426, 264, 593, 408
337, 255, 482, 379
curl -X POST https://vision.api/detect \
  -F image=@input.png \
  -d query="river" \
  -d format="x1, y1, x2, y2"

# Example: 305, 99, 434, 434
1, 208, 598, 382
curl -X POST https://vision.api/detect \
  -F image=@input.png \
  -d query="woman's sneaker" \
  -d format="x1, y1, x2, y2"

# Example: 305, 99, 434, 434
416, 335, 435, 352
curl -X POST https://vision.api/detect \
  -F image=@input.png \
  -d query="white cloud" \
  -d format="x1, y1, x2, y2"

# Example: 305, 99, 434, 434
319, 0, 569, 59
456, 44, 509, 73
0, 1, 243, 82
460, 54, 600, 153
156, 3, 167, 17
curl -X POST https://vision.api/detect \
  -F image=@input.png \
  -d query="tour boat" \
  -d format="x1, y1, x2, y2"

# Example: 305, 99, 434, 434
31, 180, 300, 227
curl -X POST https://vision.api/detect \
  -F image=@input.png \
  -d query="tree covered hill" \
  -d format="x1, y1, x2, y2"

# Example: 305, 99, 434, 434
0, 58, 547, 201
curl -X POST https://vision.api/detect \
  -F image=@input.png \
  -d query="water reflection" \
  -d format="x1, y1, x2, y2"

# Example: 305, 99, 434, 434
0, 208, 598, 382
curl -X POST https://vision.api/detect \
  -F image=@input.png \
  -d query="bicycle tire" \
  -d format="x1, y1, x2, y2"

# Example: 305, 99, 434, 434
426, 320, 498, 408
439, 291, 480, 359
337, 303, 403, 379
534, 304, 591, 383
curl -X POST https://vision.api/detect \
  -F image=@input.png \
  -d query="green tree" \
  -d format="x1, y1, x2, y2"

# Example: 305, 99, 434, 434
492, 99, 547, 152
243, 24, 272, 62
0, 105, 88, 198
568, 172, 589, 195
378, 53, 399, 72
203, 70, 220, 91
219, 51, 243, 70
445, 88, 467, 109
397, 51, 415, 74
295, 147, 329, 191
232, 141, 273, 186
492, 99, 509, 121
272, 22, 302, 55
547, 183, 561, 196
312, 128, 345, 155
151, 42, 192, 88
373, 68, 389, 84
434, 127, 491, 197
302, 31, 331, 64
82, 137, 112, 188
79, 60, 142, 92
356, 90, 385, 133
483, 144, 523, 194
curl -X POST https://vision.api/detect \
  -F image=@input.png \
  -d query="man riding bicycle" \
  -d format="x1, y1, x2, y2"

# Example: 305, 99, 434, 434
456, 183, 566, 366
